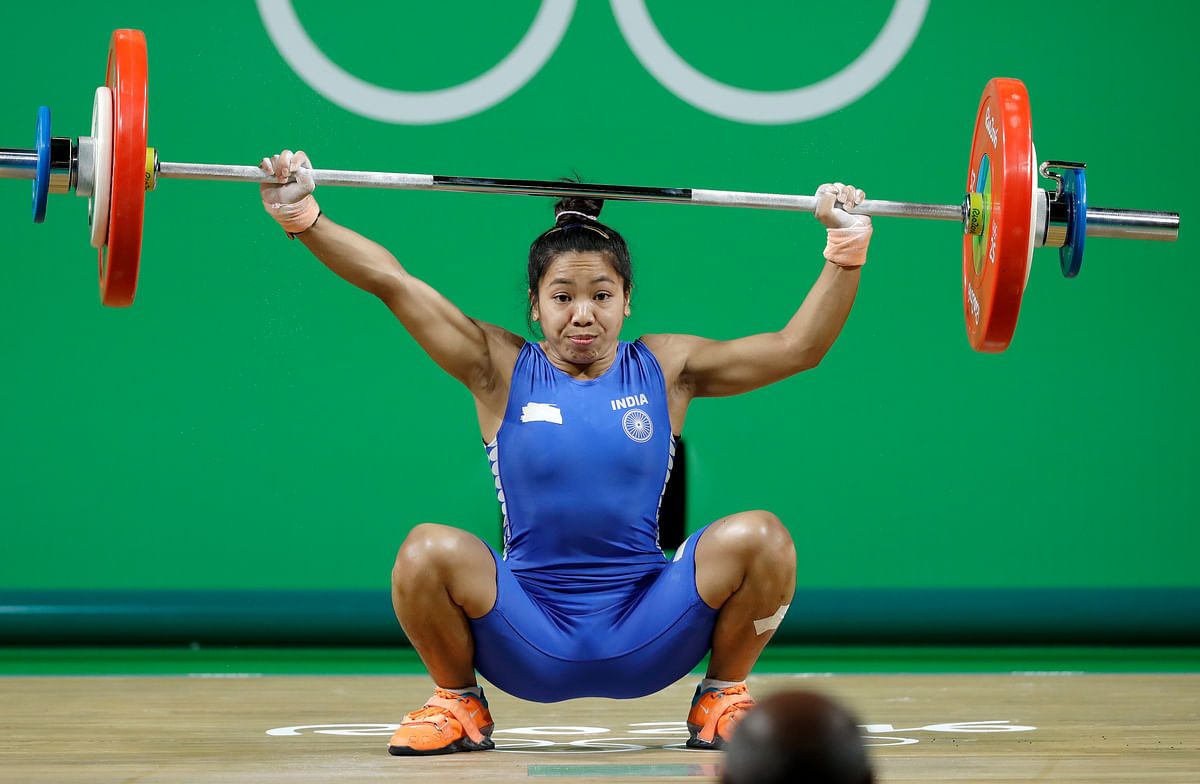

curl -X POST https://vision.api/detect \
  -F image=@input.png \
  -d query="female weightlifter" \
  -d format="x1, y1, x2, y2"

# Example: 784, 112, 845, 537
258, 149, 872, 756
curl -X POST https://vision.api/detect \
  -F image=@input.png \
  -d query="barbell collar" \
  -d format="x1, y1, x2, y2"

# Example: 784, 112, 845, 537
49, 137, 74, 194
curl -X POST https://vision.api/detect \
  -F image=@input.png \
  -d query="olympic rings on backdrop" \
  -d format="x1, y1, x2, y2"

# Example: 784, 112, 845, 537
611, 0, 929, 124
255, 0, 929, 126
256, 0, 574, 125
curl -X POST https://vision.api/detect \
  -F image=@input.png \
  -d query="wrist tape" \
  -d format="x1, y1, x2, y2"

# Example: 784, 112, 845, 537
267, 194, 321, 237
823, 223, 872, 268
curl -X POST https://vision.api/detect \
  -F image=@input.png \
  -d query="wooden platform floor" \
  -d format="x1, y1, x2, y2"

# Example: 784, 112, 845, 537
3, 669, 1198, 783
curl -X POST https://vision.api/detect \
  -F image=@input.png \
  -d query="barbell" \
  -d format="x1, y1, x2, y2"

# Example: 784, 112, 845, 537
1, 30, 1182, 352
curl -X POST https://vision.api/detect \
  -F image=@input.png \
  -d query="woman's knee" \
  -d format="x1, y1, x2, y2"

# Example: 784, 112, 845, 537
392, 523, 467, 585
392, 523, 498, 617
711, 510, 793, 560
695, 510, 795, 608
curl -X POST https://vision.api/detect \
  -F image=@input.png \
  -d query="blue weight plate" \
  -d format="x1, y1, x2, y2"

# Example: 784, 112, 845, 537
32, 106, 51, 223
1060, 167, 1086, 278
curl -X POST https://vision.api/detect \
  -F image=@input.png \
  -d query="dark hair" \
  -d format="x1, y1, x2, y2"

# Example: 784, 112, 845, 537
526, 194, 633, 334
722, 691, 874, 784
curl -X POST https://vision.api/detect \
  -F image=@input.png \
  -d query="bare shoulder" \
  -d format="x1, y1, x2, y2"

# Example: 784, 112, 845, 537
468, 319, 525, 390
473, 318, 525, 347
472, 319, 525, 359
639, 333, 706, 385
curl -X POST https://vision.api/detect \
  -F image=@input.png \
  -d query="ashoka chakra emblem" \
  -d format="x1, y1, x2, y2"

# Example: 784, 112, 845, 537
622, 408, 653, 443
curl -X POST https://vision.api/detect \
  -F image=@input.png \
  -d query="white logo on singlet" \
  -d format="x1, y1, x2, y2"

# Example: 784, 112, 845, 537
622, 409, 653, 443
521, 402, 563, 424
611, 394, 650, 411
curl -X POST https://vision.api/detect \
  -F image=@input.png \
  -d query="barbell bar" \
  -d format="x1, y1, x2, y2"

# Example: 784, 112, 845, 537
2, 150, 1179, 237
2, 30, 1183, 352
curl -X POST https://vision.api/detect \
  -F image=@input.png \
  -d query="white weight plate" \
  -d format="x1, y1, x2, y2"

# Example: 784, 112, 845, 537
88, 86, 113, 249
1024, 142, 1038, 290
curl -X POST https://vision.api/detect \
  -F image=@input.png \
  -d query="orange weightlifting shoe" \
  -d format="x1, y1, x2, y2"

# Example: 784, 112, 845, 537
387, 689, 495, 756
686, 682, 756, 750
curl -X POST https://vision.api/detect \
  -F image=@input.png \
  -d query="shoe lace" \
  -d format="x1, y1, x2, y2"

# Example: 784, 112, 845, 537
712, 685, 755, 720
403, 690, 474, 725
725, 700, 755, 719
403, 705, 452, 725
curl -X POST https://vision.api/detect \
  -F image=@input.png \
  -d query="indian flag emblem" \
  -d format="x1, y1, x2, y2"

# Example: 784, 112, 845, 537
622, 408, 653, 443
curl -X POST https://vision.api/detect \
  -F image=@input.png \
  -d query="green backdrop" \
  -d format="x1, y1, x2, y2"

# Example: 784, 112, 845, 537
1, 1, 1196, 643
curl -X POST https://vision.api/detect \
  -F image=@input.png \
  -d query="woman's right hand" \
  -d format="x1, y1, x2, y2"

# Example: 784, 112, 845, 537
814, 181, 872, 268
813, 182, 868, 230
260, 149, 320, 235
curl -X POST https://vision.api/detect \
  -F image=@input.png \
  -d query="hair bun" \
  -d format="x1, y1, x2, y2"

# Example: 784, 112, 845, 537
554, 195, 604, 225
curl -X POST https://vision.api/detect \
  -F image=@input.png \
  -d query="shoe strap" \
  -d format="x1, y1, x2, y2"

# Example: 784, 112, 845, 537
422, 693, 487, 744
696, 687, 755, 743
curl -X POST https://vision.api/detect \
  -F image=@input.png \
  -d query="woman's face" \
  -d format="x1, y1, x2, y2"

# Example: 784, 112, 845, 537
531, 251, 630, 370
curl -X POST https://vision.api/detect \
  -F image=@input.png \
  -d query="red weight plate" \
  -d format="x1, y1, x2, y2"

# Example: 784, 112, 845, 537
962, 78, 1034, 352
99, 29, 148, 307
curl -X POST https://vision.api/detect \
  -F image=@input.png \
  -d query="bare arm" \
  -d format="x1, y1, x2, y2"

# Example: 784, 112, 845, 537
260, 150, 521, 403
296, 217, 521, 394
647, 182, 871, 404
658, 261, 860, 399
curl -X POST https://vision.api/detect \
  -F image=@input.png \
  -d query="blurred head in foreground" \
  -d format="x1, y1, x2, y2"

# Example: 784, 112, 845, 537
721, 690, 873, 784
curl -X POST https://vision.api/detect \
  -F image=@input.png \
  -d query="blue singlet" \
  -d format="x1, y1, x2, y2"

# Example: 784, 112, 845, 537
468, 340, 718, 702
